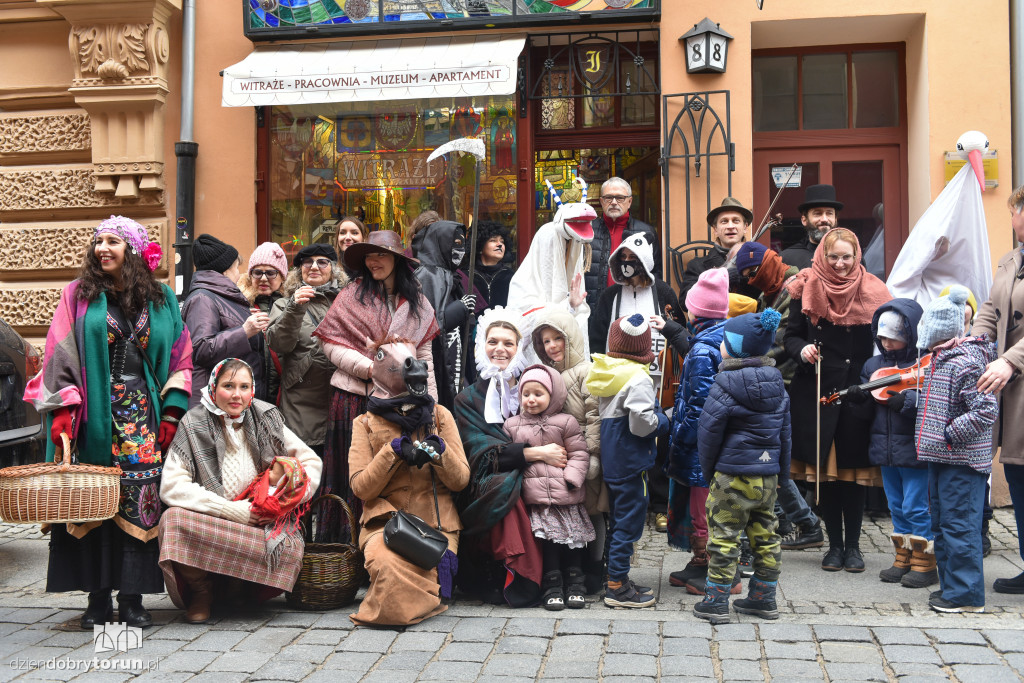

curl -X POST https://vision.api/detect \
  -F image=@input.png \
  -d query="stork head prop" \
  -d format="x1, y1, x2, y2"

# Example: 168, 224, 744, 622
956, 130, 989, 194
545, 178, 596, 243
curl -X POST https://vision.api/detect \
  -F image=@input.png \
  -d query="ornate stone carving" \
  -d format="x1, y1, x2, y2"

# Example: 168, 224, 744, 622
0, 112, 91, 156
0, 168, 163, 217
0, 222, 164, 273
48, 1, 181, 200
0, 288, 63, 328
73, 24, 150, 82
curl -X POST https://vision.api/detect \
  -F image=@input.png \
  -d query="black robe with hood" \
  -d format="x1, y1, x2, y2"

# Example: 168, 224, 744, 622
412, 220, 481, 410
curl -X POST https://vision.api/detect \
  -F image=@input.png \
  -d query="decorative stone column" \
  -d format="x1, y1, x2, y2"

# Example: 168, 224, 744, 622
47, 0, 180, 201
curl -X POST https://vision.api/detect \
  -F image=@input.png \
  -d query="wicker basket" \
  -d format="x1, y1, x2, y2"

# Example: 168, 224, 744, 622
0, 433, 121, 524
286, 494, 367, 610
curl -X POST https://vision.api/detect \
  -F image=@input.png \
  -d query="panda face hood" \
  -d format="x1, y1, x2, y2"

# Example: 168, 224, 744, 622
609, 232, 656, 285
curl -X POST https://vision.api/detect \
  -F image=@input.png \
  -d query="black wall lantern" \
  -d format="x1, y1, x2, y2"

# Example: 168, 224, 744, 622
680, 18, 733, 74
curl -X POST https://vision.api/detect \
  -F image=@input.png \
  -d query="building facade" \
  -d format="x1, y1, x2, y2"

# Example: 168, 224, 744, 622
0, 0, 1014, 325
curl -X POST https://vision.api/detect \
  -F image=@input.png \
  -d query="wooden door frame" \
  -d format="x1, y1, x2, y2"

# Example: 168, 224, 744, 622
753, 145, 905, 271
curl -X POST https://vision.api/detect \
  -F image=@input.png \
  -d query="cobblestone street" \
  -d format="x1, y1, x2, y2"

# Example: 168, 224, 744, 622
1, 510, 1023, 682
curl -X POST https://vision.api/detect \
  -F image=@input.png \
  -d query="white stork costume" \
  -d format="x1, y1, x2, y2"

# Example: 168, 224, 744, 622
887, 130, 993, 307
508, 179, 597, 355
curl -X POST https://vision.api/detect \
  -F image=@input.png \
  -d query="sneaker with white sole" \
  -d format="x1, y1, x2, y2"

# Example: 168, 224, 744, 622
928, 595, 984, 613
604, 580, 656, 608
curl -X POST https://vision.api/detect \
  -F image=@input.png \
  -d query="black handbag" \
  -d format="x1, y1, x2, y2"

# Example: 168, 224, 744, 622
383, 471, 448, 570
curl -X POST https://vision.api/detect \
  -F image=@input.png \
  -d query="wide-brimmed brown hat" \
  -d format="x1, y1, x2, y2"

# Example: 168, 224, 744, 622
343, 229, 419, 272
707, 197, 753, 226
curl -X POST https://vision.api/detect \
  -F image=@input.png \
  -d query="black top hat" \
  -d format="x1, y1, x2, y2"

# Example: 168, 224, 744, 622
343, 229, 419, 272
707, 197, 754, 226
798, 184, 844, 213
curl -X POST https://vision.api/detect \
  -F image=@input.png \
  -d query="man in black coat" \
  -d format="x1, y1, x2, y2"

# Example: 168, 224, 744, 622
779, 184, 843, 270
585, 176, 659, 309
680, 197, 762, 309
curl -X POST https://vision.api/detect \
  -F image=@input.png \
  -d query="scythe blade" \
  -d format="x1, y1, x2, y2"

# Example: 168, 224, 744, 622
427, 137, 486, 163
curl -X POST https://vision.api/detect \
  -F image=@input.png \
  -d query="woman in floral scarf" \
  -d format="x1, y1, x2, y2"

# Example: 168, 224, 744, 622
25, 215, 192, 629
159, 358, 321, 624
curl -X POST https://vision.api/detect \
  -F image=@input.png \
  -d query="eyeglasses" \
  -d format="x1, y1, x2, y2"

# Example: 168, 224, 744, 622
300, 258, 332, 269
251, 269, 280, 280
825, 254, 855, 264
600, 195, 632, 203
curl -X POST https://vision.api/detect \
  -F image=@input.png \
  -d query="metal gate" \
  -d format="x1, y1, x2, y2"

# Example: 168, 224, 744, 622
660, 90, 734, 288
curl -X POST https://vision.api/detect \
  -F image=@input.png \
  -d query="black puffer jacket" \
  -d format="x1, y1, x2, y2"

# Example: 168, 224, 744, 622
697, 356, 791, 484
585, 215, 658, 308
181, 271, 265, 408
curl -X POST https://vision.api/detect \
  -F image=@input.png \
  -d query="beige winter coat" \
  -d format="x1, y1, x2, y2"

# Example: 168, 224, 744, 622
531, 307, 608, 513
972, 248, 1024, 464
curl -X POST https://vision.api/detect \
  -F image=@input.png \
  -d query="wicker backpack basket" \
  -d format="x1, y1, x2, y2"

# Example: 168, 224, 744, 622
0, 433, 121, 524
286, 494, 366, 610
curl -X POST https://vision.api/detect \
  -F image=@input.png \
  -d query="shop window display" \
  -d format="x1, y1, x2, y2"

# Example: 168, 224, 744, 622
534, 147, 659, 228
268, 97, 518, 262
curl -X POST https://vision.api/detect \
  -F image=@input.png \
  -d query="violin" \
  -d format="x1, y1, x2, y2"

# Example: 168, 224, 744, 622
820, 354, 932, 405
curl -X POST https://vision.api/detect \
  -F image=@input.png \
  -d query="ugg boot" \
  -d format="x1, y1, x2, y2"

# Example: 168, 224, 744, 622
901, 536, 938, 588
669, 534, 709, 587
879, 534, 912, 583
176, 564, 214, 623
732, 577, 779, 620
693, 579, 733, 624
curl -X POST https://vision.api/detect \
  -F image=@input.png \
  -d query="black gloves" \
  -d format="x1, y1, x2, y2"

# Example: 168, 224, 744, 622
845, 384, 869, 404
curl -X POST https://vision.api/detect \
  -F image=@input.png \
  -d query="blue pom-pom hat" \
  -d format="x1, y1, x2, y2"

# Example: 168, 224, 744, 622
722, 307, 781, 358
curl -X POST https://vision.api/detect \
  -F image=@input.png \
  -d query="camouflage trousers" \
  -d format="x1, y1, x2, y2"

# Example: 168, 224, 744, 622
706, 472, 781, 583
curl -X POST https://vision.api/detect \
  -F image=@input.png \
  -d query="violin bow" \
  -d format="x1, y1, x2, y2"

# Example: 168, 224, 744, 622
752, 164, 799, 243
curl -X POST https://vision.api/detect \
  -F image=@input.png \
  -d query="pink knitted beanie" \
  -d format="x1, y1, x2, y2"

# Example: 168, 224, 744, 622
248, 241, 288, 278
685, 267, 730, 319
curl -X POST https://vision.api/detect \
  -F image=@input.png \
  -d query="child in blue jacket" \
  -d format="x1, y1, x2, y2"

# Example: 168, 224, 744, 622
585, 314, 669, 609
694, 309, 791, 624
845, 298, 935, 588
665, 268, 729, 593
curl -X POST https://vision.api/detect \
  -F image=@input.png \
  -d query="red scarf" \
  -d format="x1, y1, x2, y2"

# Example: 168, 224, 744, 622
235, 456, 310, 546
605, 213, 630, 286
786, 229, 892, 326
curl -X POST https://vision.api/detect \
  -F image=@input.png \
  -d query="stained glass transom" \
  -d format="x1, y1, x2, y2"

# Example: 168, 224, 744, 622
248, 0, 655, 30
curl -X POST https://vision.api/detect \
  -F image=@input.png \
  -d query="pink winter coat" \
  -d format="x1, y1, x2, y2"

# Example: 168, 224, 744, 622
503, 364, 589, 507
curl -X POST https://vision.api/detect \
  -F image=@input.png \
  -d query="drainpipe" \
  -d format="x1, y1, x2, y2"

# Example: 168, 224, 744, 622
174, 0, 198, 298
1013, 0, 1024, 190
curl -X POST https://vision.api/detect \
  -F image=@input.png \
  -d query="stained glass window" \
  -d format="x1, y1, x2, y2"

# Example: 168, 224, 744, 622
268, 96, 518, 263
248, 0, 656, 33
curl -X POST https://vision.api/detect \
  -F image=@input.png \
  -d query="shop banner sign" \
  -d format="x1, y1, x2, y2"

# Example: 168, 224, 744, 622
338, 152, 445, 189
231, 66, 510, 96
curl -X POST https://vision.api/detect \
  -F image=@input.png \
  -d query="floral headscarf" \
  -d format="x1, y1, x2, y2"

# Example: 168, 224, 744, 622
201, 358, 254, 450
95, 215, 163, 272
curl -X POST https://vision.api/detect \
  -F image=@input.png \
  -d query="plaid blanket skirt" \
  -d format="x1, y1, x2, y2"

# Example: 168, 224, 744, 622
158, 507, 304, 608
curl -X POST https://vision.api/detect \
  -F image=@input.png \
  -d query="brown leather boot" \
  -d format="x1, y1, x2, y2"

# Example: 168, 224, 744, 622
879, 533, 912, 583
669, 534, 709, 587
901, 536, 938, 588
175, 564, 213, 623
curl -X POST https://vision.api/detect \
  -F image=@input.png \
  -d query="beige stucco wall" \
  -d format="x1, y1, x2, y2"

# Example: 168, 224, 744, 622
660, 1, 1014, 261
